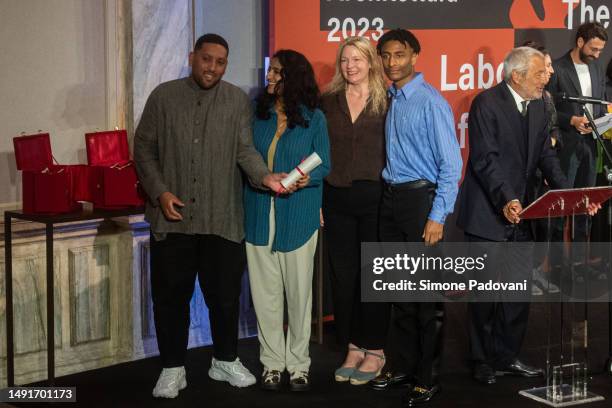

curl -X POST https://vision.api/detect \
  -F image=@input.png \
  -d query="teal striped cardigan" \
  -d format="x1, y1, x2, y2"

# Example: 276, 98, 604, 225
244, 106, 331, 252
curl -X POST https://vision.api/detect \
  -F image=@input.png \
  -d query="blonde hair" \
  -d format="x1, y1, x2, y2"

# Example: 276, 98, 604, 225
325, 36, 387, 116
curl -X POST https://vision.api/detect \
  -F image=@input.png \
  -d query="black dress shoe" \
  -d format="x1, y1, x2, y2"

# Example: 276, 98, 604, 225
496, 360, 543, 378
369, 371, 415, 391
473, 363, 496, 385
401, 384, 440, 406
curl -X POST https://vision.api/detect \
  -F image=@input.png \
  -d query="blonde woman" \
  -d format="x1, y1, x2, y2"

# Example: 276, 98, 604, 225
321, 36, 388, 385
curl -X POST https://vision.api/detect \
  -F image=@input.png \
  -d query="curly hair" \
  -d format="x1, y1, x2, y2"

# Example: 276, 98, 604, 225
575, 21, 608, 45
255, 49, 320, 129
376, 28, 421, 55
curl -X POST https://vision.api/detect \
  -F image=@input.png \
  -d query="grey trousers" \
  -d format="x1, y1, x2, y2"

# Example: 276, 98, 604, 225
246, 200, 318, 373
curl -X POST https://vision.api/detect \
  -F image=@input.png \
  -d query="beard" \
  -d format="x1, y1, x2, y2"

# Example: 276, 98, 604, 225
578, 48, 595, 63
191, 71, 221, 90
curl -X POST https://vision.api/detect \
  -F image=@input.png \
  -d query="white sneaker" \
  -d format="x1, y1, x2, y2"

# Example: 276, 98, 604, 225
533, 267, 560, 294
152, 366, 187, 398
208, 357, 256, 387
532, 282, 544, 296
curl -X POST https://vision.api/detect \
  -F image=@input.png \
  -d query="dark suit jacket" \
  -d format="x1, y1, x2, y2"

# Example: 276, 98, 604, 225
456, 82, 568, 241
547, 51, 607, 164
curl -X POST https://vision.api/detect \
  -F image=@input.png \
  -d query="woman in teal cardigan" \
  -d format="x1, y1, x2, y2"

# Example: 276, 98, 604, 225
244, 49, 330, 392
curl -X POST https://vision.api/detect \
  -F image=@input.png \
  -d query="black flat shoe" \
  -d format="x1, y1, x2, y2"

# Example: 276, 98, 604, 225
369, 371, 415, 391
473, 363, 496, 385
401, 384, 440, 406
496, 359, 543, 378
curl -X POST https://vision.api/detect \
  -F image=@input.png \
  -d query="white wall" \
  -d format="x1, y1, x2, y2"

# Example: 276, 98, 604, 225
0, 0, 108, 207
196, 0, 264, 97
132, 0, 191, 128
0, 0, 266, 209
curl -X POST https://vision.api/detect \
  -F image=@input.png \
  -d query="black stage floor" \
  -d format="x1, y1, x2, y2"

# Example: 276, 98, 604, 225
13, 318, 612, 408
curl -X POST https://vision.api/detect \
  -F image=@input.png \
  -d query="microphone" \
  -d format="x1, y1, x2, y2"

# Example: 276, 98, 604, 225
560, 93, 611, 105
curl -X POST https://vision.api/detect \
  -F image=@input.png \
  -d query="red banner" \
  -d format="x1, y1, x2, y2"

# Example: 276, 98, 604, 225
270, 0, 611, 168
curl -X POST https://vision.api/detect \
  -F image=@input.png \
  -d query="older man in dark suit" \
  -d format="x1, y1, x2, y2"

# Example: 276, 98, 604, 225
457, 46, 570, 385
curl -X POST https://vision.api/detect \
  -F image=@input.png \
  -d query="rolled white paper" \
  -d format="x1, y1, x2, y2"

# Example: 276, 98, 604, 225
280, 152, 322, 189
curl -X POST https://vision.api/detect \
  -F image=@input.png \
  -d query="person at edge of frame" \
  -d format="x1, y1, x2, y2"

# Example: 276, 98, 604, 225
134, 33, 294, 399
457, 46, 601, 389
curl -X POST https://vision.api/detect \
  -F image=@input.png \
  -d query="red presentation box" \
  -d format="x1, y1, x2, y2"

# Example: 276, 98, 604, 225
85, 129, 144, 209
13, 133, 87, 214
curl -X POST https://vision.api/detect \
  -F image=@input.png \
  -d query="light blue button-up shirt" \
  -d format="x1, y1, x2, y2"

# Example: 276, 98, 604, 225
382, 73, 462, 224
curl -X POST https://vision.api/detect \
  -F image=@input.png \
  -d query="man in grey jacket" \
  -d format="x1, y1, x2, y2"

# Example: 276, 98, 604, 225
134, 33, 287, 399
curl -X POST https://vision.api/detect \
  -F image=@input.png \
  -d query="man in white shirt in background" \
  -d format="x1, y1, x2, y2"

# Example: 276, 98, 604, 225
547, 21, 607, 270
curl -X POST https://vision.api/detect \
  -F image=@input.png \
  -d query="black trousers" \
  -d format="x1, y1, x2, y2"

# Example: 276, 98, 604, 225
465, 228, 532, 369
551, 139, 597, 263
377, 182, 444, 387
150, 233, 246, 367
323, 180, 386, 349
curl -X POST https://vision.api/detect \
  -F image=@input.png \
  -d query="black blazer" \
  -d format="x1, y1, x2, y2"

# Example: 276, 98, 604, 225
547, 51, 607, 159
456, 82, 568, 241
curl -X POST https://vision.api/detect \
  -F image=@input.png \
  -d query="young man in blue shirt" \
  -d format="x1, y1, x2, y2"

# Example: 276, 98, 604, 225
368, 29, 462, 406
